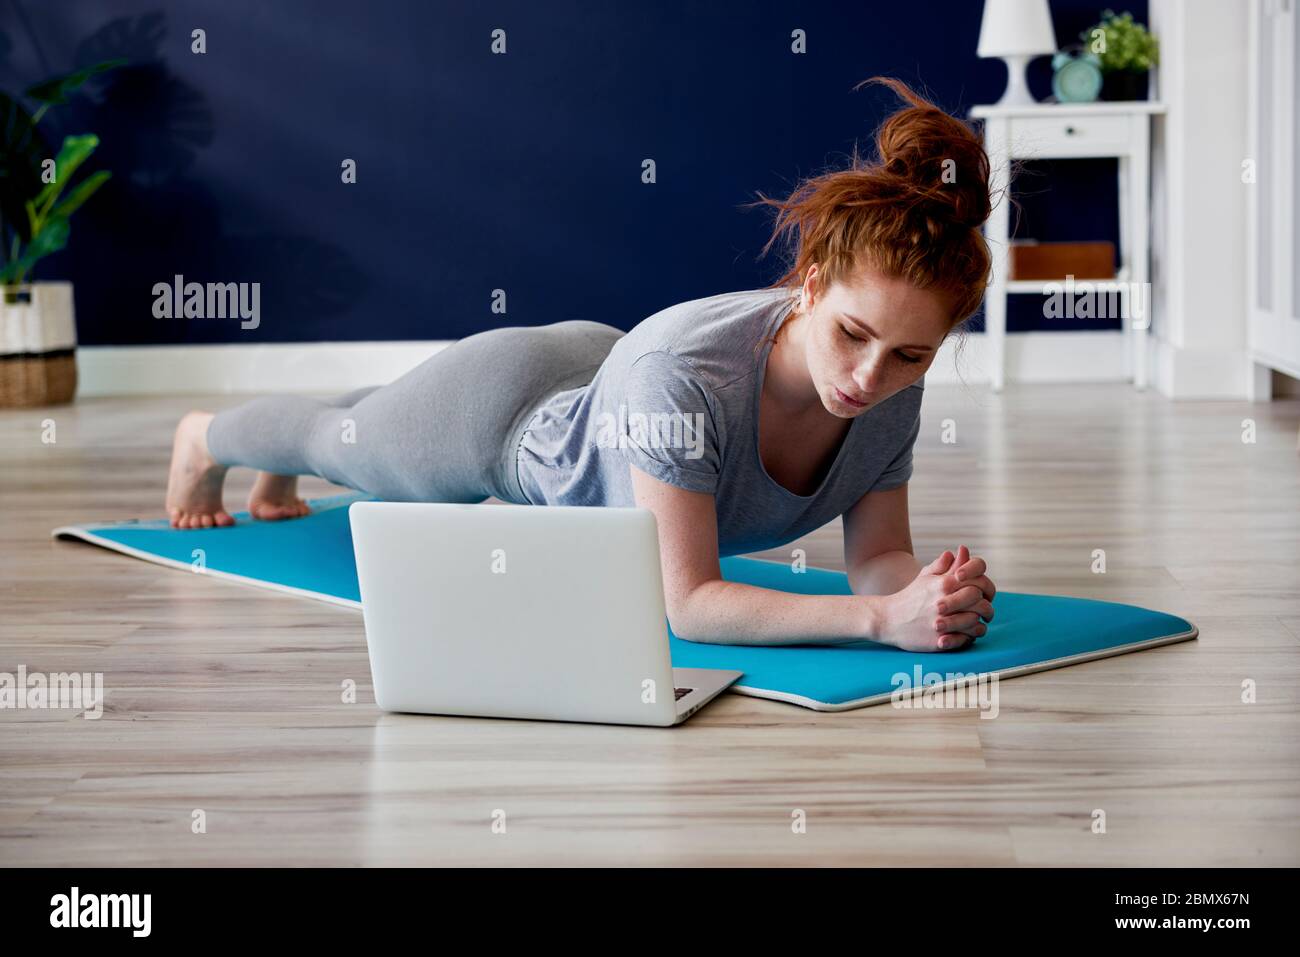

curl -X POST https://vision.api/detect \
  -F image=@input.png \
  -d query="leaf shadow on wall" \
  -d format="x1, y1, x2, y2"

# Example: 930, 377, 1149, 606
46, 12, 367, 344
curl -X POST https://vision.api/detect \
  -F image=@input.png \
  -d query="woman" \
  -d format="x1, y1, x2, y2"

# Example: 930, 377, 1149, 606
165, 78, 997, 652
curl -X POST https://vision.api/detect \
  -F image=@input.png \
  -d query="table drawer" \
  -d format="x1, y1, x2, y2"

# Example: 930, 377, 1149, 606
1009, 114, 1134, 155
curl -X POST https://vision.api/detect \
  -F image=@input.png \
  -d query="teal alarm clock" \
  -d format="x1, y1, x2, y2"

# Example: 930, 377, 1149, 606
1052, 50, 1103, 103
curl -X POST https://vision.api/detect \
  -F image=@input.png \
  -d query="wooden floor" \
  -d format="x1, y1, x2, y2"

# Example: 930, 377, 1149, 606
2, 384, 1298, 866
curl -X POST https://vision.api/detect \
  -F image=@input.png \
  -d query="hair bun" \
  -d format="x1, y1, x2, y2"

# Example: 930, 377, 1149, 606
868, 77, 991, 232
747, 76, 995, 325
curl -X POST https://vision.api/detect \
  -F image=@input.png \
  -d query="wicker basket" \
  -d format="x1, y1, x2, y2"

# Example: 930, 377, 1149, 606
1, 282, 78, 407
1, 352, 77, 407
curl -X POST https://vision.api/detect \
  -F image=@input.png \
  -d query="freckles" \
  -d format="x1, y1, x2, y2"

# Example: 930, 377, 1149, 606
834, 341, 857, 369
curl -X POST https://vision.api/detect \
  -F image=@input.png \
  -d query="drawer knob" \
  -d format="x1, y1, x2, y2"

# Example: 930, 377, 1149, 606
1065, 125, 1077, 135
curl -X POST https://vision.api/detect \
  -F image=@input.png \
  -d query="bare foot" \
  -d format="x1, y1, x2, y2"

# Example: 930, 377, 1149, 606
248, 472, 311, 522
165, 411, 234, 529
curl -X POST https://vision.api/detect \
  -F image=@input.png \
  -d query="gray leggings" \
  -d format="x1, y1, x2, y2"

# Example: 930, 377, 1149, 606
206, 320, 625, 504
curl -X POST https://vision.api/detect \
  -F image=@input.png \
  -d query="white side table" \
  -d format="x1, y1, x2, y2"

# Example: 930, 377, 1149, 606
969, 101, 1166, 391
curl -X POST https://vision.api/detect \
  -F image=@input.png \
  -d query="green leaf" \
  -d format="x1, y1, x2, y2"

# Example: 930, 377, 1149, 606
32, 134, 99, 218
28, 216, 70, 259
50, 170, 110, 221
24, 59, 127, 105
0, 215, 70, 284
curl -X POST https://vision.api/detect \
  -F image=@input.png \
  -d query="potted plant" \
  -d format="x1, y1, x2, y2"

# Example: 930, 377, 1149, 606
1, 60, 121, 407
1081, 9, 1159, 102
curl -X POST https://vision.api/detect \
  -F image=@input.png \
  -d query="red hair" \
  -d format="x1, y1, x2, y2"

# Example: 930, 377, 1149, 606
747, 77, 993, 331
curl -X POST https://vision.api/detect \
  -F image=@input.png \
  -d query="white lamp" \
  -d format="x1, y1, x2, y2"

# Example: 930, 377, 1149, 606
977, 0, 1057, 106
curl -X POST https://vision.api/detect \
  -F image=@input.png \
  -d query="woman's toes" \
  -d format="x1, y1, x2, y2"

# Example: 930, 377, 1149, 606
168, 508, 234, 529
248, 495, 309, 522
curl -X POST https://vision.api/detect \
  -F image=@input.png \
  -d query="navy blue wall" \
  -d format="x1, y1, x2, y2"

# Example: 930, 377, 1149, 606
0, 0, 1145, 345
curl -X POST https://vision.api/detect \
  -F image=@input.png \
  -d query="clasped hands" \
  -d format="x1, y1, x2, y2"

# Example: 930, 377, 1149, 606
879, 545, 997, 652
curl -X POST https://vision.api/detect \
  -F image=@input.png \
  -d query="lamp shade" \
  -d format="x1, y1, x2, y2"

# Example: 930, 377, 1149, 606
977, 0, 1056, 58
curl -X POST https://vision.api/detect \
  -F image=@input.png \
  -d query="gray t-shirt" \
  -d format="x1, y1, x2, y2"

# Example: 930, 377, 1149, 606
515, 286, 923, 556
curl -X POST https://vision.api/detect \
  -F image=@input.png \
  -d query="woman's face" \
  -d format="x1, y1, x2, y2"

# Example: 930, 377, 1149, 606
797, 263, 952, 418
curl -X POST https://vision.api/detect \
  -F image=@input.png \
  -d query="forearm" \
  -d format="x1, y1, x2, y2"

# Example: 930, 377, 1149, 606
847, 549, 924, 598
672, 579, 885, 646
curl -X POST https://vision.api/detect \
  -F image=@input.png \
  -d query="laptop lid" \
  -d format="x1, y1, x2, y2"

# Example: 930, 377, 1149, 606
349, 501, 679, 726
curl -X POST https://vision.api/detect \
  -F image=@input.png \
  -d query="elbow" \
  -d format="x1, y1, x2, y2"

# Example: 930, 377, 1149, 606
664, 581, 718, 643
665, 600, 700, 642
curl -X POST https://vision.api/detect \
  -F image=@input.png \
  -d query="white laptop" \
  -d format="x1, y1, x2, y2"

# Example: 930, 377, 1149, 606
349, 501, 741, 726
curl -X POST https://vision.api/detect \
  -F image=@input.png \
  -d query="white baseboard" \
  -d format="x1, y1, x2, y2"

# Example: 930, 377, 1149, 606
74, 331, 1138, 397
929, 330, 1133, 386
76, 341, 453, 397
1150, 338, 1253, 399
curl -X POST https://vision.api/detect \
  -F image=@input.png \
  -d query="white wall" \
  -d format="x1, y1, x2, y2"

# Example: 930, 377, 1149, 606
1149, 0, 1251, 398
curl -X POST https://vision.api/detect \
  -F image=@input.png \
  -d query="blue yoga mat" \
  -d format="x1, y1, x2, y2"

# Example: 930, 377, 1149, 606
53, 494, 1197, 711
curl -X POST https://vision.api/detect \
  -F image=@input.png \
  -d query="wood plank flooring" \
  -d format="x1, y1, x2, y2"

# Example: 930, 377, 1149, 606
1, 384, 1297, 865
